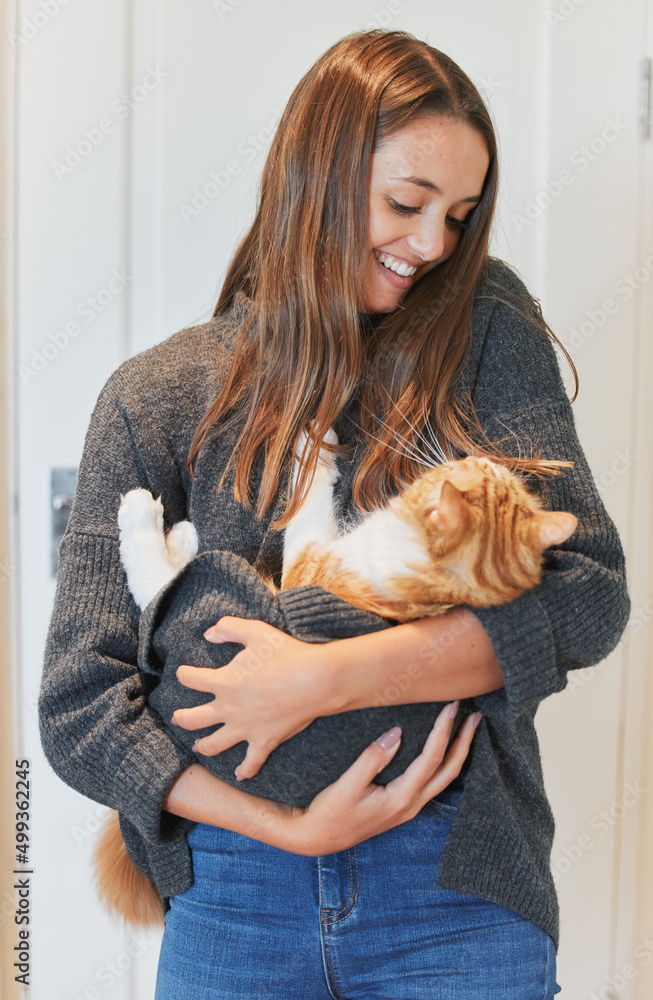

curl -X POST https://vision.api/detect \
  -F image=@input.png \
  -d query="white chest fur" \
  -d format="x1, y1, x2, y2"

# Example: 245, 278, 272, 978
282, 424, 430, 595
327, 505, 429, 598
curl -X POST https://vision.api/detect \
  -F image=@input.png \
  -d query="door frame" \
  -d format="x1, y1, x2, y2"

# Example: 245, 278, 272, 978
0, 0, 20, 997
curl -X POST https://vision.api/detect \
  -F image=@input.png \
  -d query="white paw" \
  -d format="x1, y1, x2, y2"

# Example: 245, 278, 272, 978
293, 422, 339, 468
293, 427, 311, 463
118, 489, 164, 534
319, 427, 339, 466
291, 424, 340, 496
165, 520, 198, 568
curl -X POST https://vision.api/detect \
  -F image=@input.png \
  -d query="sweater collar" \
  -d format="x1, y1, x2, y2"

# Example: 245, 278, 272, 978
232, 288, 253, 320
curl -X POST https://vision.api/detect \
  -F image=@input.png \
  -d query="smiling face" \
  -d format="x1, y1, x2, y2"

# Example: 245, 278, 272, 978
359, 114, 490, 314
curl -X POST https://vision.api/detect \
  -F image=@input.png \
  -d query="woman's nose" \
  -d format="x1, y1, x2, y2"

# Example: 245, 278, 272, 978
406, 215, 447, 262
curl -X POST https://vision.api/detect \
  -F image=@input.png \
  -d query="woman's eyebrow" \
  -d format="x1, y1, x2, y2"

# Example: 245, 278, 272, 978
389, 175, 481, 203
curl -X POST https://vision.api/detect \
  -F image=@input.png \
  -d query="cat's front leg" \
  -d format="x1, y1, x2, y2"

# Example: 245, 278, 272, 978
165, 519, 198, 571
118, 489, 182, 610
282, 424, 341, 584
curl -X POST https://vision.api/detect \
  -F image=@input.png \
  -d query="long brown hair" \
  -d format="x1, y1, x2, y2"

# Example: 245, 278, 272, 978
186, 28, 578, 530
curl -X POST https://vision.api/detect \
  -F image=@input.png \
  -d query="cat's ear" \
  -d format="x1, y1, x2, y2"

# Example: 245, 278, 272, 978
531, 510, 578, 548
429, 480, 468, 533
446, 464, 484, 492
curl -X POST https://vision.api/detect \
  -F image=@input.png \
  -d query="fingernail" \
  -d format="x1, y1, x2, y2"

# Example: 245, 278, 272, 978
204, 628, 224, 640
448, 700, 460, 719
191, 742, 199, 752
170, 716, 178, 726
472, 712, 483, 729
375, 725, 401, 749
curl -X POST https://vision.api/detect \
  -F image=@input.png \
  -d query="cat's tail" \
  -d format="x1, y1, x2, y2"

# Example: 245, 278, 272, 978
93, 810, 165, 927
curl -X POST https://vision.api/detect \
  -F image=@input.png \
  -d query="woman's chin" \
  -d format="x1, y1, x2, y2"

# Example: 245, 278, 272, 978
358, 287, 405, 315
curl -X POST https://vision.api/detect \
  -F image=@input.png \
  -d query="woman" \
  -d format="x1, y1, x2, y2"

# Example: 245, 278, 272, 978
39, 28, 629, 998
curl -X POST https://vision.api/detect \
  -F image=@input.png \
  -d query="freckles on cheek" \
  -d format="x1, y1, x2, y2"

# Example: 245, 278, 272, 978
367, 217, 384, 249
368, 197, 397, 248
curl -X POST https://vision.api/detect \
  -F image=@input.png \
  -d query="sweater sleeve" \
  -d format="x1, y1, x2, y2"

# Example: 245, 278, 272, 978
38, 369, 197, 845
461, 266, 630, 720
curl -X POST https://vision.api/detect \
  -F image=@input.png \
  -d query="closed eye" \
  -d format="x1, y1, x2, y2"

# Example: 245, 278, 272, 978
387, 198, 470, 231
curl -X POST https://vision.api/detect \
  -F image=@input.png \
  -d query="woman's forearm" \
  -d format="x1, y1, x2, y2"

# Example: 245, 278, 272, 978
162, 763, 293, 848
321, 607, 504, 713
180, 608, 501, 781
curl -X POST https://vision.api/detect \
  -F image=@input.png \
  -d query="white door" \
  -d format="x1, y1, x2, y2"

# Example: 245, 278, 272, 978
7, 1, 651, 997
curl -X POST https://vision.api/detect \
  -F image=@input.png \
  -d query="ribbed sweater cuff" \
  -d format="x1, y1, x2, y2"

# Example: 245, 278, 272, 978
464, 589, 561, 720
114, 725, 196, 845
277, 585, 393, 642
41, 530, 198, 847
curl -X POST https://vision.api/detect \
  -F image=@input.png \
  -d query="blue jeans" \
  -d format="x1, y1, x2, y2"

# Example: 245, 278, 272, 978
154, 777, 562, 999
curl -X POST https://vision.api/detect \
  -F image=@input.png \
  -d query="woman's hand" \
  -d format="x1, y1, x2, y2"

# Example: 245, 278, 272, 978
173, 616, 330, 781
278, 701, 481, 855
162, 700, 480, 854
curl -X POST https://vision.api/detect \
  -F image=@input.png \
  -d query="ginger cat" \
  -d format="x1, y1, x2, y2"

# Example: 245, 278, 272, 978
93, 423, 577, 926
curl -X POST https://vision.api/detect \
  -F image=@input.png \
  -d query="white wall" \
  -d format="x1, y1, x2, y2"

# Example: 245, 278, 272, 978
5, 1, 652, 997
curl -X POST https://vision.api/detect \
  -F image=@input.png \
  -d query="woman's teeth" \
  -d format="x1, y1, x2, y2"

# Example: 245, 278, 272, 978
373, 250, 418, 277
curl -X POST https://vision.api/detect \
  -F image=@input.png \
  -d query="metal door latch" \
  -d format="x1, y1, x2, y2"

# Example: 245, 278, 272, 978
51, 468, 77, 576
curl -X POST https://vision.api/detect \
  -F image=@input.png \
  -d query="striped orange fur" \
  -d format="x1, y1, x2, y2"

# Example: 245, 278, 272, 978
281, 454, 578, 621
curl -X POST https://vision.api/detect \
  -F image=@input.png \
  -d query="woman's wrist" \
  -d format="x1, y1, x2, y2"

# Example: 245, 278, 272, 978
162, 763, 297, 851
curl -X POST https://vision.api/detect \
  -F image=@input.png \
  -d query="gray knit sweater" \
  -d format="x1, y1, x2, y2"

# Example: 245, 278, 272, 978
38, 258, 630, 952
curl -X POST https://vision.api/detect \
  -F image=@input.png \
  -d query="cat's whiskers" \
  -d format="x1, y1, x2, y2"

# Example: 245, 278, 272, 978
423, 428, 449, 465
355, 406, 441, 472
356, 392, 449, 473
418, 400, 452, 464
374, 383, 449, 469
348, 411, 438, 470
494, 416, 526, 464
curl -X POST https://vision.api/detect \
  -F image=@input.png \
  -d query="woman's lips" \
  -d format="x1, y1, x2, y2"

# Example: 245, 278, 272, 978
373, 252, 416, 289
